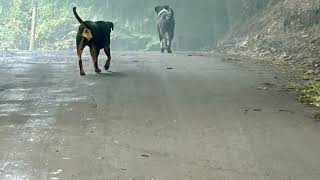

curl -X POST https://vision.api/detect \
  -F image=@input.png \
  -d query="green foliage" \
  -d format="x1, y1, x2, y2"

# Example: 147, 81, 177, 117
299, 81, 320, 107
313, 112, 320, 121
0, 0, 32, 49
0, 0, 158, 50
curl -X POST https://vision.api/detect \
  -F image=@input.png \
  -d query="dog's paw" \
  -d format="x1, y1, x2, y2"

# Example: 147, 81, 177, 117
104, 62, 110, 70
161, 48, 165, 53
104, 65, 110, 71
80, 71, 86, 76
95, 68, 102, 73
168, 50, 173, 53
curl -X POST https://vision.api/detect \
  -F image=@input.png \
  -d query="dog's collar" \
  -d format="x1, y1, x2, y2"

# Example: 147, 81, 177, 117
158, 9, 169, 17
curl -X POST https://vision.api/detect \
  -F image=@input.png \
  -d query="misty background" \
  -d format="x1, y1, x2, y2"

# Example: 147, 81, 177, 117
0, 0, 270, 51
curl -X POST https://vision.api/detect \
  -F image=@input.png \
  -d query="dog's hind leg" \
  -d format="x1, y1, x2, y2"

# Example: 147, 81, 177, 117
159, 38, 165, 53
159, 32, 165, 53
164, 36, 168, 51
167, 33, 174, 53
90, 47, 101, 73
104, 47, 111, 71
77, 39, 86, 76
167, 40, 172, 53
161, 40, 165, 53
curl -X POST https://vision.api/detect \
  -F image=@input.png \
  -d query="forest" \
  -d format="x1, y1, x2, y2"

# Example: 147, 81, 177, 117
0, 0, 271, 51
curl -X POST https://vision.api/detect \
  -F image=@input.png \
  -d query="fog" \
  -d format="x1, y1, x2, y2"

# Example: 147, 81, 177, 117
0, 0, 269, 51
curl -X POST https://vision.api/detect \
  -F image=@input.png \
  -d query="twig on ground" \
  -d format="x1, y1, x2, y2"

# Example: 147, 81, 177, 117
299, 36, 320, 53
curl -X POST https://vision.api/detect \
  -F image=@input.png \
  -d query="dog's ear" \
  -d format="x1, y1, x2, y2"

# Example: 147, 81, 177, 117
155, 6, 161, 14
107, 22, 114, 31
169, 7, 174, 16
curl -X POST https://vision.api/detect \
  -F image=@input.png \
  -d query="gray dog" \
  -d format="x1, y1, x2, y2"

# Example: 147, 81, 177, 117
155, 5, 175, 53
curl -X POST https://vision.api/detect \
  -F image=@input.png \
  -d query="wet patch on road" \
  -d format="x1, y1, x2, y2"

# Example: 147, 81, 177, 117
0, 54, 97, 179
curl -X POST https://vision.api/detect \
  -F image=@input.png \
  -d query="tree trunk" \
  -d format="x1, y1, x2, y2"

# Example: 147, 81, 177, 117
29, 5, 37, 51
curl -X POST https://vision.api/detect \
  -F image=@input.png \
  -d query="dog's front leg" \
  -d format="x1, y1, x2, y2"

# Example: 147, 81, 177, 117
168, 38, 173, 53
104, 47, 111, 70
164, 38, 168, 50
90, 47, 101, 73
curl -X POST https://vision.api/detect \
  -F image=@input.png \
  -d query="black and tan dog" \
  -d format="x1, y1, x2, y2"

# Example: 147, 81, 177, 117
155, 5, 175, 53
73, 7, 114, 76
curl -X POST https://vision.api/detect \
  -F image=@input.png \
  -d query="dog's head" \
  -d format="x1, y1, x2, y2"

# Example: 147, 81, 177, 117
155, 5, 170, 14
103, 21, 114, 35
155, 5, 174, 19
107, 22, 114, 31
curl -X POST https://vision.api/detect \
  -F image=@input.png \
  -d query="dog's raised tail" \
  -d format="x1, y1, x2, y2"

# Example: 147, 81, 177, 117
73, 7, 88, 28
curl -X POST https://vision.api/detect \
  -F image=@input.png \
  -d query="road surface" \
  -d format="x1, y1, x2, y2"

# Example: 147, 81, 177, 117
0, 51, 320, 180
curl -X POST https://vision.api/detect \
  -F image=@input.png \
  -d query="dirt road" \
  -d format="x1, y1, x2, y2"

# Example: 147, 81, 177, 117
0, 51, 320, 179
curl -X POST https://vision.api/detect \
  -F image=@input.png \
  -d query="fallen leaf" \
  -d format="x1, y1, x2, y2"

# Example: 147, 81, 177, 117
257, 87, 268, 90
243, 109, 249, 115
278, 109, 295, 114
253, 109, 262, 112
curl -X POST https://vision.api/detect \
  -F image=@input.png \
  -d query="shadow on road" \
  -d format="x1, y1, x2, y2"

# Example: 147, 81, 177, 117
85, 71, 128, 79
